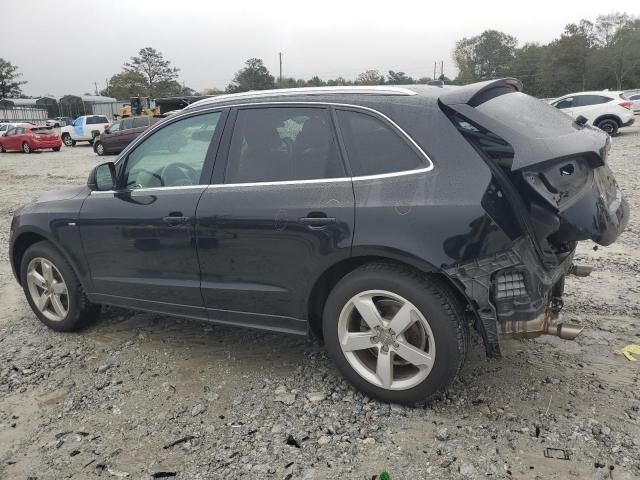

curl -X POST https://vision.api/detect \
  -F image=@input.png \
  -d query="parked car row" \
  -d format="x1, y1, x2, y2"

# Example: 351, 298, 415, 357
550, 90, 635, 135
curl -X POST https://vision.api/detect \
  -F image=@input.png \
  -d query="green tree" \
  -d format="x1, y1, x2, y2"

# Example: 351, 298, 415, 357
355, 70, 384, 85
307, 76, 326, 87
101, 71, 148, 99
226, 58, 275, 93
386, 70, 414, 84
0, 58, 26, 98
453, 30, 518, 82
593, 17, 640, 89
200, 87, 223, 95
124, 47, 180, 96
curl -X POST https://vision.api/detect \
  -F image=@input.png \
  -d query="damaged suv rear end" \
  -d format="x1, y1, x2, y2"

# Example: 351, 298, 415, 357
438, 79, 629, 356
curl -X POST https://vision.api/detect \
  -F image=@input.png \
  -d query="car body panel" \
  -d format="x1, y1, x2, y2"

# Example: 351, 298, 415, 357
548, 90, 635, 127
96, 116, 157, 155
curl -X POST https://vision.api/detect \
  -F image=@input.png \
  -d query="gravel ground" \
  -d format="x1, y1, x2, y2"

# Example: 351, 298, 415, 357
0, 127, 639, 480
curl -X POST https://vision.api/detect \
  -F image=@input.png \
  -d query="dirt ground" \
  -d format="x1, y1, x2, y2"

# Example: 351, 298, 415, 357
0, 126, 638, 480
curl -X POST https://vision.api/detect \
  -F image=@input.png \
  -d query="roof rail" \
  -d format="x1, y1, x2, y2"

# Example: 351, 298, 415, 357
184, 86, 417, 110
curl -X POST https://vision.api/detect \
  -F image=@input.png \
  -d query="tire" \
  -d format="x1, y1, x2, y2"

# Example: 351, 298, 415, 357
94, 141, 105, 156
52, 147, 61, 152
61, 133, 75, 147
0, 143, 5, 153
22, 142, 31, 154
20, 241, 100, 332
596, 118, 619, 136
323, 263, 467, 405
88, 139, 94, 146
54, 123, 60, 128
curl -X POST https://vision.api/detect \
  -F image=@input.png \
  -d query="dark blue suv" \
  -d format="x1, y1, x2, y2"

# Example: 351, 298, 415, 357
9, 79, 629, 404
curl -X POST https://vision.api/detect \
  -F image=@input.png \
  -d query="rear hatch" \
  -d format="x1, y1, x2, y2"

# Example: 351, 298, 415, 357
439, 79, 629, 264
31, 127, 58, 140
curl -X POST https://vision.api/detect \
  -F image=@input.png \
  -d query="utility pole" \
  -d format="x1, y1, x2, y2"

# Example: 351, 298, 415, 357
279, 52, 283, 84
433, 62, 437, 80
440, 60, 444, 79
94, 82, 99, 96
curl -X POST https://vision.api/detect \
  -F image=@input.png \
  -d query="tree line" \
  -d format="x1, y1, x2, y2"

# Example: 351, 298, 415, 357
1, 12, 638, 101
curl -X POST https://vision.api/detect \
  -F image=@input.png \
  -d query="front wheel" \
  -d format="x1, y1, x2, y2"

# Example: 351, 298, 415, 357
596, 118, 619, 136
20, 241, 100, 331
323, 263, 467, 405
94, 141, 105, 155
0, 143, 5, 153
22, 142, 31, 153
61, 133, 75, 147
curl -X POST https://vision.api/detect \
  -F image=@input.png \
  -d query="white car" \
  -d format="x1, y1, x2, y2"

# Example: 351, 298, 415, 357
628, 93, 640, 114
550, 91, 635, 136
60, 115, 110, 146
0, 122, 31, 136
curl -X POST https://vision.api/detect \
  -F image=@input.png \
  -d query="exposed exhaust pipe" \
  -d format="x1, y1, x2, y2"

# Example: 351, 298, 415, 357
546, 322, 584, 340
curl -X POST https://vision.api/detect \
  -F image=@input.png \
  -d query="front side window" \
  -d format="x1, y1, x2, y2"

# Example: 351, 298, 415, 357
109, 122, 122, 133
122, 112, 220, 189
5, 128, 16, 136
336, 109, 425, 177
225, 107, 344, 183
554, 97, 574, 109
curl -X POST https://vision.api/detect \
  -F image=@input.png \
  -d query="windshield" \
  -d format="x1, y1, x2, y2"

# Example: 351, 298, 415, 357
31, 127, 54, 134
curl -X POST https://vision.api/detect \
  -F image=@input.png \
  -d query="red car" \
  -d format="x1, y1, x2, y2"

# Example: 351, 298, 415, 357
0, 124, 62, 153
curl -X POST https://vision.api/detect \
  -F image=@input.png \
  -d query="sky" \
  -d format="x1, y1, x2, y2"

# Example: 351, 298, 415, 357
3, 0, 640, 97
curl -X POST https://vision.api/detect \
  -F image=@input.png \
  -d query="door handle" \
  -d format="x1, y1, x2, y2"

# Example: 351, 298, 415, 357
162, 214, 190, 226
299, 215, 336, 230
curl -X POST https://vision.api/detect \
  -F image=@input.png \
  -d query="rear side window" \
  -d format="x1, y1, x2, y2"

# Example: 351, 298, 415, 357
225, 107, 344, 183
122, 118, 135, 130
554, 97, 574, 109
336, 109, 425, 177
573, 95, 611, 107
132, 117, 149, 128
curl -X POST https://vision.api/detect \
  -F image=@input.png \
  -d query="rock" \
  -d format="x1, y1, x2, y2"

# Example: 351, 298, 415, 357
274, 385, 287, 395
362, 437, 376, 445
436, 427, 450, 441
460, 462, 479, 479
307, 392, 326, 402
191, 403, 207, 416
275, 393, 296, 405
318, 435, 331, 445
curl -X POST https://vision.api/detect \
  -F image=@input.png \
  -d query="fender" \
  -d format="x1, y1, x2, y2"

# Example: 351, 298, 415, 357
10, 224, 93, 291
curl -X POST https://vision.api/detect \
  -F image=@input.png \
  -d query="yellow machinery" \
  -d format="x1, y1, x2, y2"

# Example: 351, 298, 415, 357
115, 97, 160, 119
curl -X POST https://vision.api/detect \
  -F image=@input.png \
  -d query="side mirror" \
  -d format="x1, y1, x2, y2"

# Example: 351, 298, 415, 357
88, 162, 116, 191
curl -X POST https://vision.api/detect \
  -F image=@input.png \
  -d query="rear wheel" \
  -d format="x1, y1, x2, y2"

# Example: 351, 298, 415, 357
20, 241, 100, 331
323, 263, 467, 405
22, 142, 31, 154
94, 141, 104, 155
596, 118, 619, 136
52, 147, 61, 152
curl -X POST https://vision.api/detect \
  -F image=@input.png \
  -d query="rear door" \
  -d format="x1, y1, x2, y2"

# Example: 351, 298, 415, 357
195, 105, 354, 332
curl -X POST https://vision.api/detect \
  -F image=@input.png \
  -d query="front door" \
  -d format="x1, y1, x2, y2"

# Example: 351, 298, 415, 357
79, 110, 226, 318
196, 106, 354, 333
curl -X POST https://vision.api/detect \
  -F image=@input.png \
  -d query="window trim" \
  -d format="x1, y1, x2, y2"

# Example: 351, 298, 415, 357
215, 101, 433, 187
95, 101, 433, 194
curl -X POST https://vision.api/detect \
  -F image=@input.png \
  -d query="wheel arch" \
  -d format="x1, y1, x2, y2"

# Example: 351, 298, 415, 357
593, 114, 622, 127
305, 252, 475, 341
11, 228, 85, 289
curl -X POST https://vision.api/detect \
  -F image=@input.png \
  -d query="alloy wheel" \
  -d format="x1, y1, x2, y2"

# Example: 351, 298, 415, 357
95, 142, 104, 155
337, 290, 436, 390
26, 257, 69, 322
62, 135, 73, 147
23, 142, 31, 153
